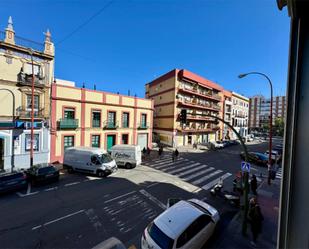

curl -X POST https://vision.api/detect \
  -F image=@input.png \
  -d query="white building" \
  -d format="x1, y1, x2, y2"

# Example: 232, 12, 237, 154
231, 92, 249, 139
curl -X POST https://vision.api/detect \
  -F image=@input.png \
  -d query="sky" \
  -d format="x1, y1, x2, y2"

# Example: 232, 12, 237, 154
0, 0, 290, 98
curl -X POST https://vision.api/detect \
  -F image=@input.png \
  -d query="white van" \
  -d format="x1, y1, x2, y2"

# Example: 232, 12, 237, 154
63, 147, 117, 176
109, 145, 141, 169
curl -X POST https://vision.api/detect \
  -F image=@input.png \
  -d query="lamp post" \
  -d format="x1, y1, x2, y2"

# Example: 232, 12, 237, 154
0, 88, 15, 172
29, 48, 35, 167
238, 72, 273, 185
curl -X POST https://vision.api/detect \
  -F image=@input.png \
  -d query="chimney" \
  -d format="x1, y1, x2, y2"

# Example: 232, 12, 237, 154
44, 29, 55, 56
4, 16, 15, 45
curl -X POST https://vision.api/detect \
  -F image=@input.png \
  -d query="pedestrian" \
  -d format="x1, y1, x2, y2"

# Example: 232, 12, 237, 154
142, 147, 146, 155
172, 150, 175, 162
251, 174, 258, 195
146, 146, 151, 156
158, 145, 163, 157
175, 149, 179, 161
248, 200, 264, 246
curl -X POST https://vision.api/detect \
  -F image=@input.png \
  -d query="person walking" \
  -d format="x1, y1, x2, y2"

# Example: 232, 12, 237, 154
175, 149, 179, 161
250, 174, 258, 195
248, 199, 264, 246
172, 150, 176, 162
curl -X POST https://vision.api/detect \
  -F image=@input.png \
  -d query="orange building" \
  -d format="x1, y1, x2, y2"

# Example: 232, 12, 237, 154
50, 80, 153, 163
146, 69, 224, 147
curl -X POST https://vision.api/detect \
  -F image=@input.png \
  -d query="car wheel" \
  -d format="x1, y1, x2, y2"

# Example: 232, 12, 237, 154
67, 167, 74, 174
97, 171, 105, 177
125, 163, 132, 169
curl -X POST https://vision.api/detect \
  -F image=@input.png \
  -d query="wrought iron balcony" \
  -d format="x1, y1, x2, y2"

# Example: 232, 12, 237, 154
17, 72, 46, 87
58, 118, 79, 129
178, 85, 221, 101
103, 121, 119, 130
16, 108, 45, 119
138, 123, 149, 130
178, 99, 221, 112
92, 119, 101, 128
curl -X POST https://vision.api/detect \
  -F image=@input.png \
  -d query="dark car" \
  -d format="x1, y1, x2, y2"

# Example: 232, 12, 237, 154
0, 171, 28, 194
229, 140, 240, 145
222, 140, 232, 147
240, 152, 268, 166
26, 163, 59, 185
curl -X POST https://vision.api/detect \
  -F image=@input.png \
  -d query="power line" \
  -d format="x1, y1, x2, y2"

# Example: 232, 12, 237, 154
56, 0, 114, 45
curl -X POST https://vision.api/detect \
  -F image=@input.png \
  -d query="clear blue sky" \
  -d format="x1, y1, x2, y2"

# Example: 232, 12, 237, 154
0, 0, 290, 98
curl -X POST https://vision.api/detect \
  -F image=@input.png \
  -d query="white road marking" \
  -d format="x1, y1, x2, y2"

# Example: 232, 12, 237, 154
31, 209, 85, 230
86, 176, 102, 180
167, 162, 202, 174
191, 170, 223, 185
154, 160, 185, 170
104, 191, 136, 204
251, 167, 258, 171
26, 183, 31, 194
139, 189, 166, 209
173, 164, 207, 177
64, 181, 80, 187
146, 182, 165, 188
17, 191, 39, 197
44, 187, 58, 191
201, 173, 233, 190
181, 167, 215, 181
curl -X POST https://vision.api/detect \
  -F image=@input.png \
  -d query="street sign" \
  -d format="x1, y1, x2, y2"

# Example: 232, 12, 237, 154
241, 161, 251, 172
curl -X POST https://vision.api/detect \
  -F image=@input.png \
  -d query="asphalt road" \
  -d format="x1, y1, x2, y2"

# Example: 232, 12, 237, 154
0, 139, 282, 249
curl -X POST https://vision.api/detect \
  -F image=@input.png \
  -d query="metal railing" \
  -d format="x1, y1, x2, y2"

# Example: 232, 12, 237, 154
103, 121, 119, 129
138, 123, 149, 129
92, 119, 101, 128
16, 108, 45, 119
58, 118, 79, 129
178, 84, 221, 101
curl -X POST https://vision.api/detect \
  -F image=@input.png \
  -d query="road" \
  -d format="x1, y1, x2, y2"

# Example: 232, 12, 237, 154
0, 140, 281, 249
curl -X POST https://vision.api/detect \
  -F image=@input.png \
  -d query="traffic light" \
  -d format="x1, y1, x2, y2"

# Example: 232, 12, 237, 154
180, 109, 187, 124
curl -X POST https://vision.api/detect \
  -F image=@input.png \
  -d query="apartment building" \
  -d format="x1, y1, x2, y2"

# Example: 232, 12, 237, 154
249, 95, 286, 130
0, 17, 54, 171
231, 92, 249, 138
50, 80, 153, 163
222, 90, 233, 139
146, 69, 223, 147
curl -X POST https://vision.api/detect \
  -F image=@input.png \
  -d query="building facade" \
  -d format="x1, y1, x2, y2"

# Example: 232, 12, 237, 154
222, 90, 233, 139
231, 92, 249, 138
0, 17, 54, 171
146, 69, 223, 147
50, 80, 153, 163
249, 95, 286, 130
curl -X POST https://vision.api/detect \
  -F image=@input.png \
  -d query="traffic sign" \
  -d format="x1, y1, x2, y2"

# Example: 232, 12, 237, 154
241, 161, 251, 172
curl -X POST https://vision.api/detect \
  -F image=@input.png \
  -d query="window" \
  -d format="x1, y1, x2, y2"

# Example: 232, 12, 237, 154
24, 63, 40, 75
64, 108, 75, 119
147, 222, 174, 249
91, 135, 100, 148
92, 111, 101, 127
141, 114, 147, 127
176, 215, 211, 248
108, 111, 116, 126
64, 136, 74, 150
122, 112, 129, 128
25, 134, 39, 151
26, 95, 39, 110
122, 134, 129, 144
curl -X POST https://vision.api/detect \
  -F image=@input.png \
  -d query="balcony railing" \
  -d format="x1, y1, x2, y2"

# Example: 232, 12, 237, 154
122, 122, 129, 128
92, 119, 101, 128
16, 108, 45, 119
176, 124, 220, 132
184, 113, 217, 122
58, 118, 79, 129
138, 123, 149, 130
178, 99, 221, 112
178, 85, 221, 101
17, 72, 46, 87
103, 121, 119, 129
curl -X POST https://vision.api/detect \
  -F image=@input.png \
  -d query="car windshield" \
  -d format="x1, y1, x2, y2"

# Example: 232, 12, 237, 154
147, 222, 174, 249
99, 153, 113, 163
38, 166, 55, 174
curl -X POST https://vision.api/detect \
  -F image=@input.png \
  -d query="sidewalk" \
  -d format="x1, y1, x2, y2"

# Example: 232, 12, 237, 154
214, 177, 280, 249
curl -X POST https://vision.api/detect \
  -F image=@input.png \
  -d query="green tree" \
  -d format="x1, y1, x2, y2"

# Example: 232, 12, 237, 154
274, 118, 285, 136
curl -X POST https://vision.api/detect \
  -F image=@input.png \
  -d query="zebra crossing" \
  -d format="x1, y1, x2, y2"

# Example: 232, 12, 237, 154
143, 154, 232, 191
276, 167, 282, 179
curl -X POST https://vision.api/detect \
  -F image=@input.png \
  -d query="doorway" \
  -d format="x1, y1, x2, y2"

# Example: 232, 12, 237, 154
107, 135, 116, 151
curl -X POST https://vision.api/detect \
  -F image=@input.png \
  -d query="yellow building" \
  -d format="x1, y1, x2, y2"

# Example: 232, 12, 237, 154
50, 80, 153, 163
0, 17, 54, 171
146, 69, 224, 147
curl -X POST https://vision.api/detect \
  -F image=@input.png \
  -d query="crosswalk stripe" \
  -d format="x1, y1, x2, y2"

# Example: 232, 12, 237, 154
201, 173, 233, 190
149, 157, 185, 167
150, 157, 172, 164
166, 163, 201, 175
182, 167, 215, 181
168, 163, 204, 175
155, 160, 192, 171
156, 162, 200, 171
175, 164, 209, 177
155, 159, 188, 170
192, 170, 223, 185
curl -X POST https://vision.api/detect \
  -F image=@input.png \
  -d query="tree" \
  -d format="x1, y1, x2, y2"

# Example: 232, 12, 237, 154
274, 118, 285, 136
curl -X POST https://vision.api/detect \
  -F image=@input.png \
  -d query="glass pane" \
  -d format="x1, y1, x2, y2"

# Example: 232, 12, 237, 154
108, 112, 115, 125
64, 110, 75, 119
92, 135, 100, 147
92, 112, 101, 127
25, 134, 39, 151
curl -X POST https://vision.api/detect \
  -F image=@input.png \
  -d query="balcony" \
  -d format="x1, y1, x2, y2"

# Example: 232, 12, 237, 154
58, 118, 78, 129
17, 72, 46, 87
178, 99, 221, 112
183, 113, 217, 122
176, 124, 220, 133
103, 121, 119, 130
137, 123, 149, 130
16, 108, 45, 119
92, 119, 101, 128
178, 85, 221, 102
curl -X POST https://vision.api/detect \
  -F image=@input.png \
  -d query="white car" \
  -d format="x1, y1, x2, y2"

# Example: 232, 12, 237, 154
264, 150, 282, 161
209, 141, 224, 149
141, 199, 220, 249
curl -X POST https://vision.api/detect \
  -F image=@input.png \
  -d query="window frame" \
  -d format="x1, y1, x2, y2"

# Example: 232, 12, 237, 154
63, 106, 76, 119
26, 94, 40, 111
122, 112, 130, 128
63, 135, 74, 150
25, 133, 40, 152
91, 109, 101, 128
91, 134, 101, 148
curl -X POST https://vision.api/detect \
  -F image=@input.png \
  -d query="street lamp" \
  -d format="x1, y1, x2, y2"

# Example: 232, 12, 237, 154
238, 72, 273, 185
0, 88, 15, 172
28, 48, 35, 168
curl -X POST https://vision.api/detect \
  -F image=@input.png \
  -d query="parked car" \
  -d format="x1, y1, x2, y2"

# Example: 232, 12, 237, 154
246, 134, 254, 142
92, 237, 126, 249
26, 163, 59, 185
265, 150, 282, 162
222, 140, 231, 147
240, 152, 269, 166
110, 145, 141, 169
211, 141, 224, 149
0, 171, 28, 194
273, 145, 283, 155
63, 147, 117, 177
228, 140, 239, 145
141, 199, 220, 249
